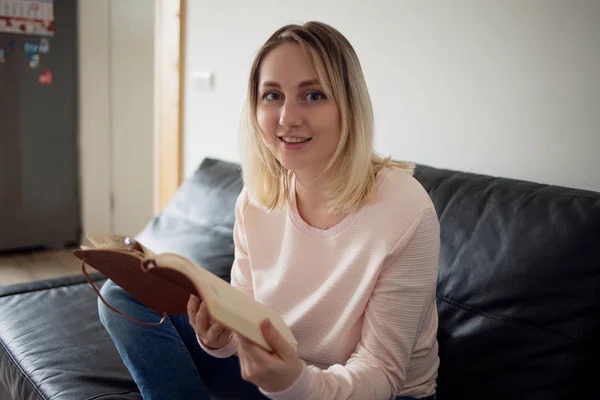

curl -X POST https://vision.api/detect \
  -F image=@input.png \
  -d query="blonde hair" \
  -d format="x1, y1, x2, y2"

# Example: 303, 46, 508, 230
239, 21, 414, 213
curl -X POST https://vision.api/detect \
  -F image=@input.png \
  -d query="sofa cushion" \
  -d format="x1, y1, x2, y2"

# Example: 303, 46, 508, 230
135, 158, 244, 282
0, 273, 142, 400
414, 165, 600, 399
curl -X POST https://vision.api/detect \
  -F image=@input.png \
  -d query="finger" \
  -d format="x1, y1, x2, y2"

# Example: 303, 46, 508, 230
209, 323, 224, 337
233, 332, 251, 356
206, 323, 226, 343
261, 319, 294, 359
187, 295, 200, 329
235, 333, 260, 370
196, 301, 211, 335
187, 295, 200, 314
237, 340, 250, 381
235, 332, 272, 364
216, 328, 232, 344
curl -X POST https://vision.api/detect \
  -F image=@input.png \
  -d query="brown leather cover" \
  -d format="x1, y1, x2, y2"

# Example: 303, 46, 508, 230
72, 248, 199, 316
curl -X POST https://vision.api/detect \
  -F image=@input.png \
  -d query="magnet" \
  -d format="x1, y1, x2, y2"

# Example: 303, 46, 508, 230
7, 40, 15, 54
24, 41, 38, 55
29, 54, 39, 68
39, 38, 50, 54
39, 70, 52, 85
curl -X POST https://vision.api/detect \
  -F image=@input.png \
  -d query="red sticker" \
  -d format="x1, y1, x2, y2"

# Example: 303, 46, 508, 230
39, 70, 52, 85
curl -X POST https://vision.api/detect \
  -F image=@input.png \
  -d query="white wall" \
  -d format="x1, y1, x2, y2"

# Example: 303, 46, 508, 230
184, 0, 600, 192
78, 0, 155, 237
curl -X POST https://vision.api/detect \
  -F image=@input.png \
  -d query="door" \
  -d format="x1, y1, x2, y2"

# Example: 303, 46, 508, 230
109, 0, 156, 237
78, 0, 155, 238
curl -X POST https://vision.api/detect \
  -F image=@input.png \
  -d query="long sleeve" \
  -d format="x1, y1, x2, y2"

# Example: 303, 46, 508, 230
260, 208, 440, 399
229, 189, 254, 298
198, 191, 252, 358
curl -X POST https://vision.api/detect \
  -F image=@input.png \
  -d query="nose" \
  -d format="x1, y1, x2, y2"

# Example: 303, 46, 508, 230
279, 100, 302, 128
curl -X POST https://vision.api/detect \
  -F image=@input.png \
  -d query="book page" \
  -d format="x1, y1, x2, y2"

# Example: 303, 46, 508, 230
84, 233, 154, 258
154, 253, 297, 352
86, 233, 131, 249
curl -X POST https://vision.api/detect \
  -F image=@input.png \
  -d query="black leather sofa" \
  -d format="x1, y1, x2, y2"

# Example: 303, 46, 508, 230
1, 157, 599, 400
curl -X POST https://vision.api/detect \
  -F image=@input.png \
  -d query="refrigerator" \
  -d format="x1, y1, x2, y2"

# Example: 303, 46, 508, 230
0, 0, 80, 252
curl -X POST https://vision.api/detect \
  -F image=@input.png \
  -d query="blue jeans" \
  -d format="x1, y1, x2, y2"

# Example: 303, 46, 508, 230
99, 279, 266, 399
98, 279, 436, 400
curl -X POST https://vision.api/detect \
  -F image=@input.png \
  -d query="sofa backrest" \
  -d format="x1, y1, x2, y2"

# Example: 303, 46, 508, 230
136, 158, 243, 281
414, 165, 600, 399
138, 157, 600, 399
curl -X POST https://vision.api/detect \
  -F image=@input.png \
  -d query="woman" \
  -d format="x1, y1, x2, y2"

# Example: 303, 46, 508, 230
99, 21, 440, 400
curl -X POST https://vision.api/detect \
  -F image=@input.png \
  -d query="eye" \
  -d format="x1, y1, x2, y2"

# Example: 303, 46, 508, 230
263, 92, 282, 101
305, 91, 326, 102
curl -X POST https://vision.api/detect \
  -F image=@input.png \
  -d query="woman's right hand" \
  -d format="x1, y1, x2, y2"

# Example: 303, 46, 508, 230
187, 294, 233, 350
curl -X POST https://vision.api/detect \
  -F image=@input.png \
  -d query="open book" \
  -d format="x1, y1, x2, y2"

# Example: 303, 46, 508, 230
73, 233, 297, 352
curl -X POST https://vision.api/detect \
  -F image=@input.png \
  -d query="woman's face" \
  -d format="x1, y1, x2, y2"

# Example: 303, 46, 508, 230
256, 43, 341, 177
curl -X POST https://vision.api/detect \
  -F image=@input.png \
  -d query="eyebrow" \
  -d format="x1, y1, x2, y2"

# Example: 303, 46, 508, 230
260, 79, 321, 89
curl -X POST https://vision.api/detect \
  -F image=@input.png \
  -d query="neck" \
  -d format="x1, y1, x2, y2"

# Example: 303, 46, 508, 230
294, 169, 330, 210
293, 168, 349, 230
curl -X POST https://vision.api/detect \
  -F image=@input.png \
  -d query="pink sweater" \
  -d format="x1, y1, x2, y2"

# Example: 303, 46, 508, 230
200, 167, 440, 399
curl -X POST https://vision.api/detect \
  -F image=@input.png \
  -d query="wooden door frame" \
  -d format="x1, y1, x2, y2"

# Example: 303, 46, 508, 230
154, 0, 186, 214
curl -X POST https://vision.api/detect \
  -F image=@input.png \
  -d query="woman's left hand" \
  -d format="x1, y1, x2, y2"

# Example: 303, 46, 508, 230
235, 319, 304, 393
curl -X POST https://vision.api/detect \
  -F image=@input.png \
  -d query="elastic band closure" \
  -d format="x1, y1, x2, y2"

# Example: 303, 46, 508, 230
81, 261, 167, 327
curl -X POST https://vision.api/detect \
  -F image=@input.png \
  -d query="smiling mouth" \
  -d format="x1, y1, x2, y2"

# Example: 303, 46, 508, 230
279, 137, 311, 143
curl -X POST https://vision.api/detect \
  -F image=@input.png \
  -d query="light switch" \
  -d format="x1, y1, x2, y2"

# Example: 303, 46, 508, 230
193, 71, 214, 91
